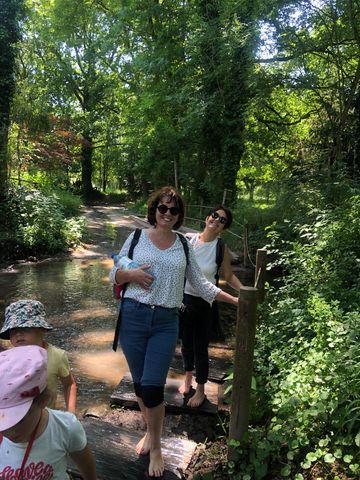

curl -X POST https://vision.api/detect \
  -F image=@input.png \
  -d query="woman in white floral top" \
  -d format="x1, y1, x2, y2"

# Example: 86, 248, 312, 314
109, 186, 238, 478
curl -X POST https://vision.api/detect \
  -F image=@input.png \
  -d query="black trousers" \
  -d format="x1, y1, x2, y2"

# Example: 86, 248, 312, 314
180, 293, 214, 385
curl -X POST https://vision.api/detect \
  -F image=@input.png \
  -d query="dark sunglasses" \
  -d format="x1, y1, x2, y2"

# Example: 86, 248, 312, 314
157, 204, 180, 216
211, 211, 227, 225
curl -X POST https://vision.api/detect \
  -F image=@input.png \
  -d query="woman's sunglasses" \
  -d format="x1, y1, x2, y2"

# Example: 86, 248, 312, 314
211, 211, 227, 225
157, 204, 180, 216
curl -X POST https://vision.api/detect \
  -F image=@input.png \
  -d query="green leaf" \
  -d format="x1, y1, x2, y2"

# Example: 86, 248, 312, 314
324, 453, 335, 463
287, 451, 295, 460
355, 432, 360, 447
343, 455, 353, 463
306, 452, 317, 462
334, 449, 342, 459
251, 376, 257, 390
290, 440, 299, 449
280, 465, 291, 477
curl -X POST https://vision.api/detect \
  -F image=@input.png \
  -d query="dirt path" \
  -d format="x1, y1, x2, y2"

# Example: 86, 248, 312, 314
71, 205, 140, 260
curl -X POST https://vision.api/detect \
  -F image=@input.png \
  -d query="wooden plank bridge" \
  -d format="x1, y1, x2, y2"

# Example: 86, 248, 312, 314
67, 346, 232, 479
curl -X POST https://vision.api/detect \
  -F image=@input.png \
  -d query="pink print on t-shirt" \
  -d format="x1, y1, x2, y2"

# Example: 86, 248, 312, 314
0, 461, 54, 479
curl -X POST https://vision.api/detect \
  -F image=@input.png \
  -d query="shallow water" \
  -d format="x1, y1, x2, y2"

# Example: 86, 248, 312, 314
0, 258, 128, 415
0, 254, 242, 416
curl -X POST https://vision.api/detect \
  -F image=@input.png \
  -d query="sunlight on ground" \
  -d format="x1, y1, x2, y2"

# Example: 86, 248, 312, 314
70, 305, 111, 322
74, 349, 127, 386
72, 329, 115, 346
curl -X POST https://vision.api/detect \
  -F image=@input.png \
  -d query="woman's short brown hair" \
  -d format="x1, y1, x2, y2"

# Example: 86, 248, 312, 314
147, 186, 185, 230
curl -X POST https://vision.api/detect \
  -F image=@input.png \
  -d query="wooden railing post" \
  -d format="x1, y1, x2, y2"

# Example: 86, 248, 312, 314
228, 286, 258, 459
255, 248, 267, 303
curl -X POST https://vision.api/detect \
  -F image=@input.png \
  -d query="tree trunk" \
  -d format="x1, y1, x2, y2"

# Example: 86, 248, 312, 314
81, 133, 94, 199
0, 0, 23, 198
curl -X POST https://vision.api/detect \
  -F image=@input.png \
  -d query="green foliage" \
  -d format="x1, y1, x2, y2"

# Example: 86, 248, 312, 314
44, 188, 83, 217
0, 186, 84, 258
225, 193, 360, 479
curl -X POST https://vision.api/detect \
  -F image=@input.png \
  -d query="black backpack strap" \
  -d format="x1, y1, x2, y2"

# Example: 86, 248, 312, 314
176, 232, 189, 265
214, 237, 225, 286
112, 228, 142, 351
128, 228, 141, 260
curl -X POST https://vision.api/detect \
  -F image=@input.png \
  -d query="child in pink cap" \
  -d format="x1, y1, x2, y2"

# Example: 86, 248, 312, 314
0, 345, 96, 480
0, 299, 77, 413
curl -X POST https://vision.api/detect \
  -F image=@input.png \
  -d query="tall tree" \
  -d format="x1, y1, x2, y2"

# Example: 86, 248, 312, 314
256, 0, 360, 182
187, 0, 258, 205
22, 0, 127, 198
0, 0, 23, 198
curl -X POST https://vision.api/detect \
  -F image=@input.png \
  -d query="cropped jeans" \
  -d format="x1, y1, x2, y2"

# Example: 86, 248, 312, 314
119, 298, 179, 387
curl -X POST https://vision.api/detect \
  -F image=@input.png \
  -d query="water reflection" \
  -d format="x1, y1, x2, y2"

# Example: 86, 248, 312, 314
0, 258, 128, 415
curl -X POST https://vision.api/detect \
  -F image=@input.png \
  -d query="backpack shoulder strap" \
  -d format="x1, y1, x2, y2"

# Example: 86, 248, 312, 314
128, 228, 141, 259
176, 232, 189, 265
214, 237, 225, 286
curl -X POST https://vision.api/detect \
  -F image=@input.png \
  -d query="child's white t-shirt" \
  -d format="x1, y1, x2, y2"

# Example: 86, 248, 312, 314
0, 408, 87, 479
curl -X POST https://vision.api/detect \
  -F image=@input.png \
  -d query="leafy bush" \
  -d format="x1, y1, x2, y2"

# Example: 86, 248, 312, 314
227, 195, 360, 479
48, 189, 83, 216
0, 186, 85, 259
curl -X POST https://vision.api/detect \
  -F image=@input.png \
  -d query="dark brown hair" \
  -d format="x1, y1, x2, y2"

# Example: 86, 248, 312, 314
147, 186, 185, 230
206, 205, 233, 229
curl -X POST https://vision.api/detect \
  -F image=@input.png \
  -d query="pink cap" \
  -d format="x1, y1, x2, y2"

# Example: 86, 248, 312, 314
0, 345, 48, 431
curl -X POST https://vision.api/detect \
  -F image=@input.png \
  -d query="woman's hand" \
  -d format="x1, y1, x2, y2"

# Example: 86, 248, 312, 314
130, 265, 154, 290
115, 264, 153, 289
215, 290, 239, 306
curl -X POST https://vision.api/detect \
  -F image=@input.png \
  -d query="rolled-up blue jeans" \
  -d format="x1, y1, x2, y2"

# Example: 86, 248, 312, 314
119, 298, 179, 387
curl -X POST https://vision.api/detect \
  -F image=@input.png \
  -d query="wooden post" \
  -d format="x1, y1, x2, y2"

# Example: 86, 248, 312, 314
255, 248, 267, 303
228, 286, 258, 459
243, 223, 249, 268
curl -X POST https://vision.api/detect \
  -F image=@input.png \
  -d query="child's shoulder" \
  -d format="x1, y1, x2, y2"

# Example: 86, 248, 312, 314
46, 343, 68, 361
47, 408, 84, 435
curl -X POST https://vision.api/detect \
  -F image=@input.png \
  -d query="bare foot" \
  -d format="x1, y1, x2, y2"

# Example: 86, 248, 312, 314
178, 372, 193, 394
136, 432, 151, 455
187, 390, 206, 408
149, 447, 164, 477
178, 382, 191, 394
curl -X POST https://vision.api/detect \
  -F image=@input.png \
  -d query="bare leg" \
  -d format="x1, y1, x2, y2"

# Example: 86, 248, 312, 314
178, 371, 193, 395
135, 396, 151, 455
187, 383, 206, 408
147, 403, 165, 477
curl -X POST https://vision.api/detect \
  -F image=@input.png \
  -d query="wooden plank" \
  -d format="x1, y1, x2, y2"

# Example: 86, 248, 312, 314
68, 417, 196, 480
110, 372, 219, 415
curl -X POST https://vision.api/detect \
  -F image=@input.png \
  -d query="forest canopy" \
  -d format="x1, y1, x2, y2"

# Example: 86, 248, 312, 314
1, 0, 359, 205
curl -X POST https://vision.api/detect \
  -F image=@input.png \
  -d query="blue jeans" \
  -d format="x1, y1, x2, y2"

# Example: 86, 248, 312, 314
119, 298, 179, 387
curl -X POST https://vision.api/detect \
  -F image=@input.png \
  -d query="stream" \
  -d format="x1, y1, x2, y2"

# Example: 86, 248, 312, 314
0, 257, 127, 415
